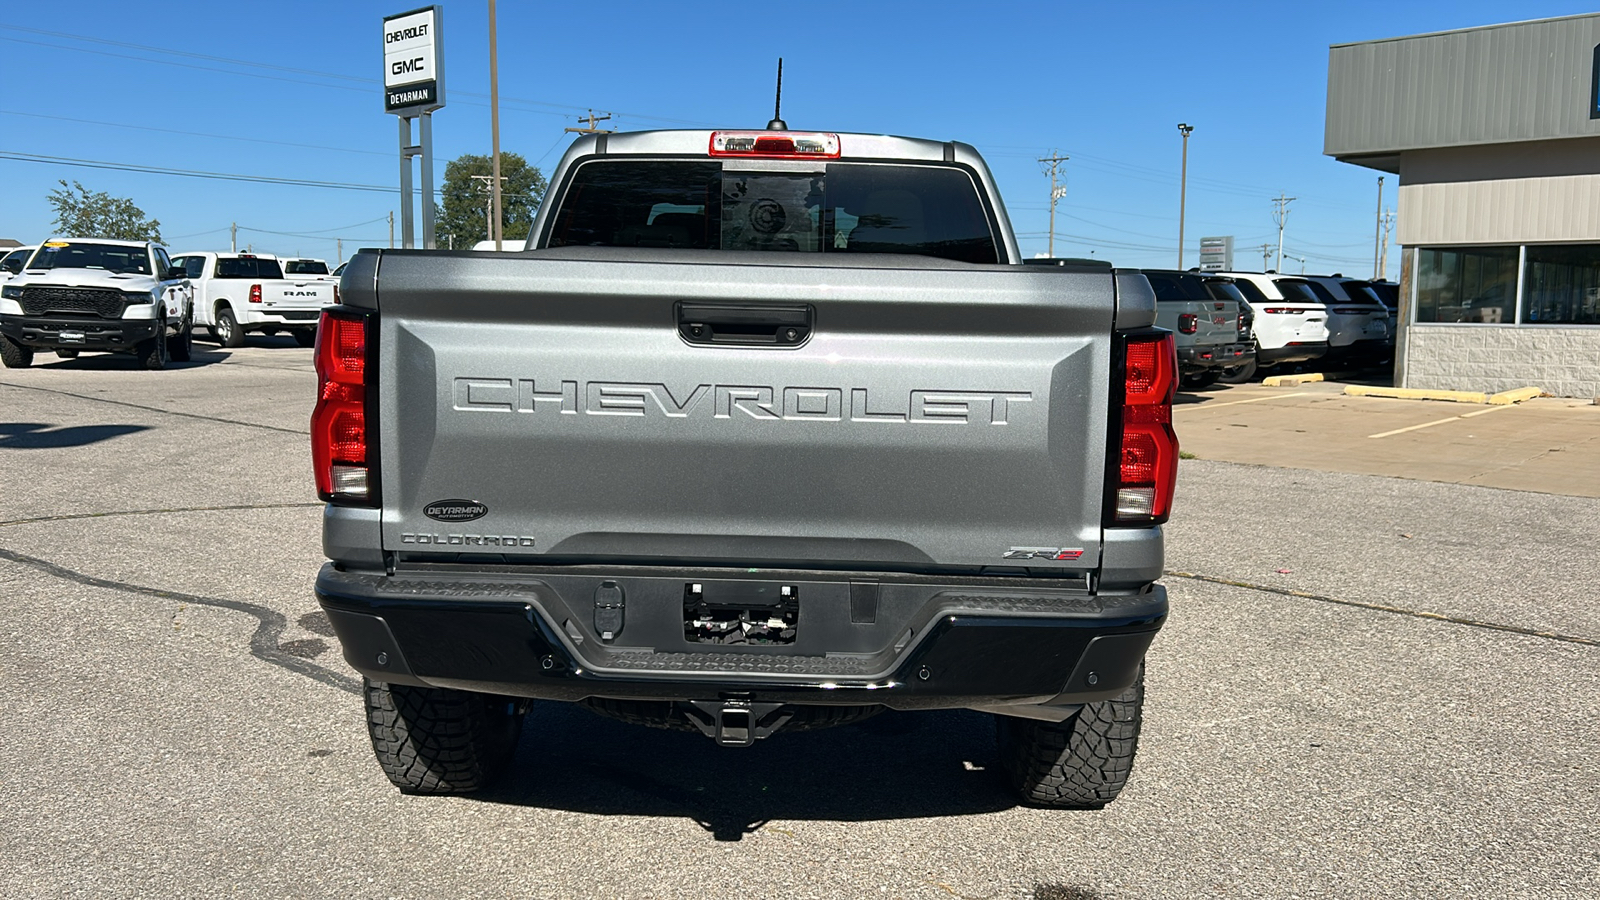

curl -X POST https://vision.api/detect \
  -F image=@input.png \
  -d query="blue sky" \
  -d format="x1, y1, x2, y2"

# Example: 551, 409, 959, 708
1, 1, 1593, 275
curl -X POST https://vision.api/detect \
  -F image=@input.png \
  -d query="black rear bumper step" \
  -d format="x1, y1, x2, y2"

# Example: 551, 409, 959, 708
315, 564, 1165, 709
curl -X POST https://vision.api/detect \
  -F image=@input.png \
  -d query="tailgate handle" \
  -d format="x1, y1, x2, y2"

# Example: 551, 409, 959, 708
677, 302, 811, 347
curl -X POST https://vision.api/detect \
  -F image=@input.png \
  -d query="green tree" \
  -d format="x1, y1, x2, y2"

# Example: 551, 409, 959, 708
435, 152, 548, 247
45, 180, 162, 242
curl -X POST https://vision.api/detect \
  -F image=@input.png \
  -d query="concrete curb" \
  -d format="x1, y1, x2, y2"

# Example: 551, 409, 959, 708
1343, 385, 1547, 405
1263, 373, 1325, 387
1488, 386, 1545, 405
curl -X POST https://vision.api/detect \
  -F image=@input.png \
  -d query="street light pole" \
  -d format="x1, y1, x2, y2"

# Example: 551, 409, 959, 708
487, 0, 503, 251
1177, 123, 1193, 269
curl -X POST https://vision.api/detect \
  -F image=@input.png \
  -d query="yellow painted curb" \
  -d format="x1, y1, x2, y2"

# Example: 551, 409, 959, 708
1263, 372, 1325, 387
1487, 386, 1545, 405
1343, 386, 1489, 403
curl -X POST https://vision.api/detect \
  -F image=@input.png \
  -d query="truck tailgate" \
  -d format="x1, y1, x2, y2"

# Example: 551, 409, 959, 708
369, 250, 1116, 574
263, 280, 334, 310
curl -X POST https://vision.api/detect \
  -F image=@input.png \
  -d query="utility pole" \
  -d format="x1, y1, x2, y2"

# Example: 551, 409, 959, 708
1379, 208, 1395, 279
1272, 193, 1296, 274
1373, 176, 1385, 279
564, 109, 615, 134
1038, 151, 1069, 258
470, 174, 507, 244
1177, 123, 1193, 269
388, 211, 394, 249
230, 222, 237, 253
488, 0, 503, 251
336, 238, 342, 264
1260, 243, 1272, 272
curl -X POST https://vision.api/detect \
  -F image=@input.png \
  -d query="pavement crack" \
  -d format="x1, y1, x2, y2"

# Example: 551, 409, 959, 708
0, 544, 360, 694
0, 502, 322, 529
1166, 570, 1598, 647
0, 380, 308, 435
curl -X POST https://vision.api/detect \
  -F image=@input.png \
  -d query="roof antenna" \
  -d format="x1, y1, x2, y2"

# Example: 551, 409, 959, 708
767, 58, 787, 131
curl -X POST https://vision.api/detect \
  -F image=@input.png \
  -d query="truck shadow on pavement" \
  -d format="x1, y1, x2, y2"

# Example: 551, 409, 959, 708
0, 422, 150, 448
477, 703, 1017, 841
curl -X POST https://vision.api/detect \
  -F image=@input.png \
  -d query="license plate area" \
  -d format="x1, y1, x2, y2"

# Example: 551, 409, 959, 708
683, 580, 799, 646
59, 331, 86, 344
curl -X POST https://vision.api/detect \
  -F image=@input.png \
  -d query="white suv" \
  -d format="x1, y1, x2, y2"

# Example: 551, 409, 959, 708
1299, 275, 1392, 367
1215, 272, 1330, 381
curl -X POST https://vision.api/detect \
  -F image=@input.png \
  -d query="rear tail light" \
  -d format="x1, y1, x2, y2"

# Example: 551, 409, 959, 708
1177, 313, 1198, 334
333, 285, 341, 304
1333, 306, 1375, 314
709, 131, 841, 158
311, 310, 374, 504
1110, 332, 1178, 525
249, 284, 262, 304
1238, 312, 1253, 337
1261, 307, 1304, 314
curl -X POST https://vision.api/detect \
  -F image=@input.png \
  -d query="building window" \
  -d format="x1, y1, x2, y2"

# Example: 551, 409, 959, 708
1523, 244, 1600, 325
1415, 246, 1519, 324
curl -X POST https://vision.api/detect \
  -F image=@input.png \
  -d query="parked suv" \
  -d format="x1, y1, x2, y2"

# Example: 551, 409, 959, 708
0, 238, 194, 369
1295, 275, 1391, 368
1143, 269, 1250, 387
1, 245, 38, 282
1219, 272, 1330, 380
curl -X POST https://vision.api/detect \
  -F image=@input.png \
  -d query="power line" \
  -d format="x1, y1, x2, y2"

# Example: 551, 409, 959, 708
0, 150, 416, 194
0, 109, 391, 158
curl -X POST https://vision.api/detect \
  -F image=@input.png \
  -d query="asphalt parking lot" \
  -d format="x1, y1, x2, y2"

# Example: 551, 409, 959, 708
1, 344, 1596, 899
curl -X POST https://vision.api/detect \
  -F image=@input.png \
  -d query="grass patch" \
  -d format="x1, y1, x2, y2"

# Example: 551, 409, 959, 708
1179, 450, 1198, 460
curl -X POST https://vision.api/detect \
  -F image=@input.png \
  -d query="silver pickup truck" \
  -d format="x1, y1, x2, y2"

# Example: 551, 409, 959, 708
313, 128, 1176, 808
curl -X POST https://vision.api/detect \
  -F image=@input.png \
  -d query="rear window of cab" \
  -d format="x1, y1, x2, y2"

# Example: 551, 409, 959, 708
546, 160, 1003, 264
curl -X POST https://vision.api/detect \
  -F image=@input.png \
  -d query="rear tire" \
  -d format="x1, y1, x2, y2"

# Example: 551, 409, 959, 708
292, 328, 317, 348
1180, 371, 1219, 389
996, 665, 1144, 809
54, 349, 80, 360
364, 679, 525, 794
1, 337, 32, 368
1217, 357, 1258, 384
214, 306, 244, 348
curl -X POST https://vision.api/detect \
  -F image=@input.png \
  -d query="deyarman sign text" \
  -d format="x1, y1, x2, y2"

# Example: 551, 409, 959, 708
383, 6, 445, 115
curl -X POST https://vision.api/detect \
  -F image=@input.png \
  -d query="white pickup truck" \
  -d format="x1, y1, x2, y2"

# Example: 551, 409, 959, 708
0, 238, 193, 369
170, 251, 337, 347
280, 257, 338, 284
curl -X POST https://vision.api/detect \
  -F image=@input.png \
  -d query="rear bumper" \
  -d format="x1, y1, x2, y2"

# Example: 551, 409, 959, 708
1, 314, 160, 350
1178, 342, 1253, 373
1257, 341, 1328, 365
314, 563, 1166, 709
239, 308, 323, 328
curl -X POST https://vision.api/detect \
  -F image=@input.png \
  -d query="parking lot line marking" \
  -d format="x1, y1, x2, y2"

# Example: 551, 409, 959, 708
1178, 391, 1311, 411
1368, 403, 1514, 438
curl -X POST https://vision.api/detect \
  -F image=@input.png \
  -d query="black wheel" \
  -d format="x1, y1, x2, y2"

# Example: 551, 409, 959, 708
1217, 357, 1258, 384
167, 319, 193, 362
55, 349, 80, 360
1, 337, 32, 368
135, 326, 169, 370
364, 679, 525, 794
996, 665, 1145, 809
1180, 371, 1219, 389
292, 328, 317, 348
214, 306, 244, 348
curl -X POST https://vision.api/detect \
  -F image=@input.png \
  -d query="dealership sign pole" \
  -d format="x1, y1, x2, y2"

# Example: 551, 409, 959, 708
383, 6, 445, 250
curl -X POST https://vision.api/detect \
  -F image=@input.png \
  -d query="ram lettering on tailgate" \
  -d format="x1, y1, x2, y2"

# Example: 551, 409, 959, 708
450, 378, 1033, 425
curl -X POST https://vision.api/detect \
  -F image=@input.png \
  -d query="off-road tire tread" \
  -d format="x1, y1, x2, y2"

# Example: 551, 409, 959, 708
168, 322, 193, 362
136, 331, 167, 370
1, 337, 32, 368
364, 679, 523, 795
997, 666, 1144, 809
1217, 358, 1258, 384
